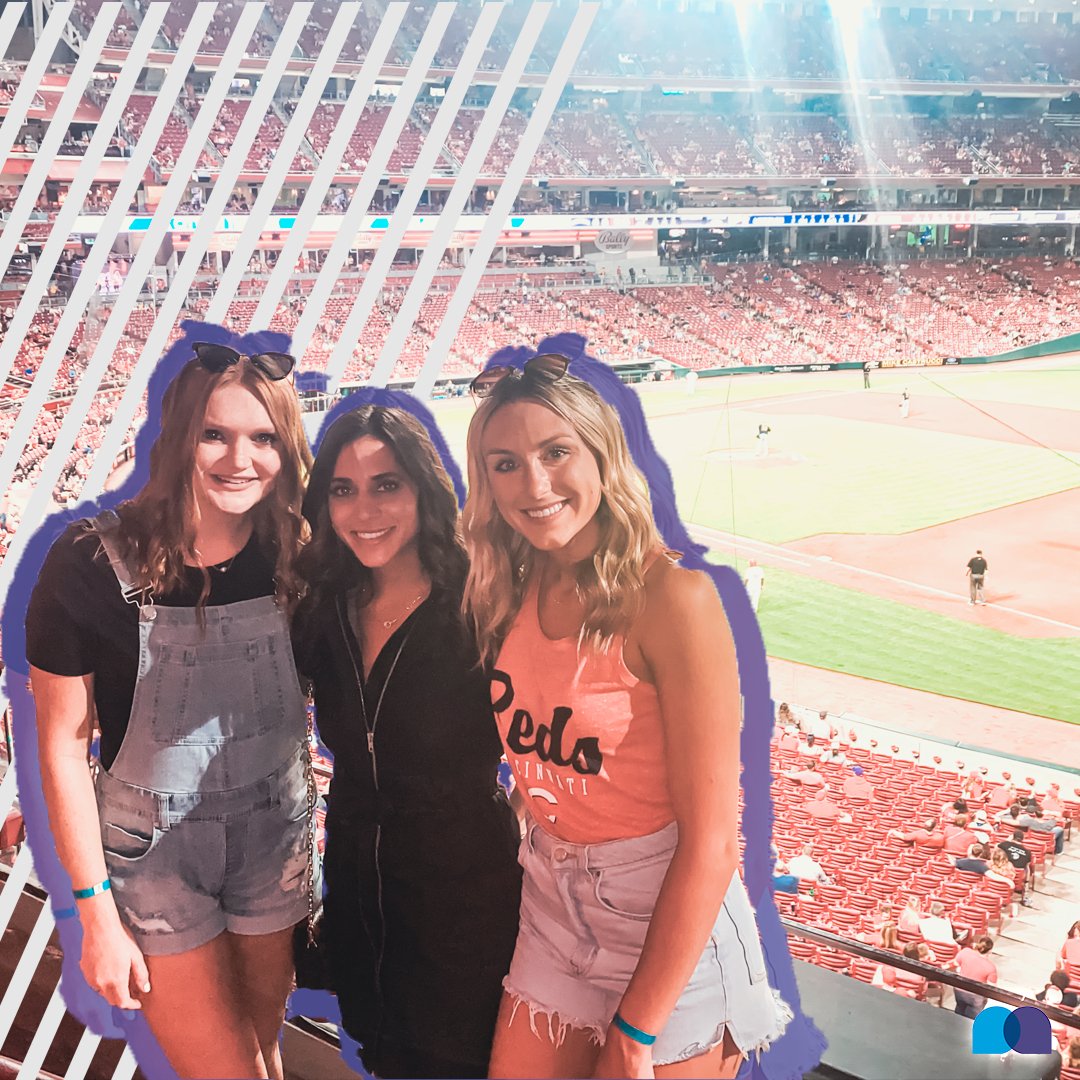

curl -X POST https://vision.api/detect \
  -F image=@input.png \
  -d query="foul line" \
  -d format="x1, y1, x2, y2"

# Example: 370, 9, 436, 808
690, 523, 1080, 635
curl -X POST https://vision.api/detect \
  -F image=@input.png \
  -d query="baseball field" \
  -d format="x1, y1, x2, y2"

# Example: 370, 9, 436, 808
431, 355, 1080, 725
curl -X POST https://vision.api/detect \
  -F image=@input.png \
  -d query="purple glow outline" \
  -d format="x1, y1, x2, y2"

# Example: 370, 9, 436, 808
2, 326, 825, 1079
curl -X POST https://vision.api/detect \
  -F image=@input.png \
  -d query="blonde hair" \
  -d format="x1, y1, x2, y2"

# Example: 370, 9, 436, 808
462, 370, 662, 667
1067, 1035, 1080, 1068
108, 358, 311, 610
879, 923, 899, 951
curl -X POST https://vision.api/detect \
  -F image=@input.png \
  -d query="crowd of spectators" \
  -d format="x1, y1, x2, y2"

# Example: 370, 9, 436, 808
47, 0, 1080, 90
771, 702, 1078, 1031
0, 78, 45, 110
14, 66, 1080, 184
3, 255, 1079, 513
111, 97, 1080, 180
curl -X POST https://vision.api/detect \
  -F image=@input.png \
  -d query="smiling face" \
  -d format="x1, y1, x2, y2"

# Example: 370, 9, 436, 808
192, 383, 283, 528
327, 435, 421, 572
479, 399, 603, 562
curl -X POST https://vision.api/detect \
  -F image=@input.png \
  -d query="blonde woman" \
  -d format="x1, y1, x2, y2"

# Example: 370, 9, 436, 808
27, 339, 315, 1079
986, 848, 1019, 915
462, 353, 789, 1079
898, 896, 923, 935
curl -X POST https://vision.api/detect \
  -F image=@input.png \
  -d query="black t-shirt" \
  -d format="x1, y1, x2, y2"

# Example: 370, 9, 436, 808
968, 556, 988, 575
997, 839, 1031, 870
26, 520, 276, 770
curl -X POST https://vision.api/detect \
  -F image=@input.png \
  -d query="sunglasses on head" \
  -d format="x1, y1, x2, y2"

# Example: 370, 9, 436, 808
469, 353, 570, 398
192, 342, 295, 382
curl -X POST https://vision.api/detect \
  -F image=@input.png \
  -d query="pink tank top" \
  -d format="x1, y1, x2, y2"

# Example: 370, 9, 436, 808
492, 580, 676, 844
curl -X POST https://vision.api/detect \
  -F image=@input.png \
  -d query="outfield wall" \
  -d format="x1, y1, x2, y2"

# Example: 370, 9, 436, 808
957, 330, 1080, 364
688, 330, 1080, 379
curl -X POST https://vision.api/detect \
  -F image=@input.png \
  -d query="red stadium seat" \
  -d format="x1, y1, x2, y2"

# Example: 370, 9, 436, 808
892, 971, 928, 1001
850, 959, 879, 983
815, 949, 853, 973
787, 938, 816, 961
928, 939, 959, 964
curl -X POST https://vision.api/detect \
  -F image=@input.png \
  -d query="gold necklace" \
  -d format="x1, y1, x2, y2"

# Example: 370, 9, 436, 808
543, 565, 578, 607
378, 590, 428, 629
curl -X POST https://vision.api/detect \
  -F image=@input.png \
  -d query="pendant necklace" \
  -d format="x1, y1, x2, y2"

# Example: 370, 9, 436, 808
543, 564, 578, 606
378, 589, 428, 629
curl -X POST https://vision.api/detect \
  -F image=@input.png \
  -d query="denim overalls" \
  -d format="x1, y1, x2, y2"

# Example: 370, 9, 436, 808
91, 512, 317, 956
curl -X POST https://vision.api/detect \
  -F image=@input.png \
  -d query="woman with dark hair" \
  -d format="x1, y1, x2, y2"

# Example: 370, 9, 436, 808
1060, 920, 1080, 970
293, 400, 521, 1079
27, 340, 316, 1078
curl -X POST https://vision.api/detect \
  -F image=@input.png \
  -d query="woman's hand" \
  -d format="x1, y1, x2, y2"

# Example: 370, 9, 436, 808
80, 915, 151, 1009
593, 1026, 655, 1079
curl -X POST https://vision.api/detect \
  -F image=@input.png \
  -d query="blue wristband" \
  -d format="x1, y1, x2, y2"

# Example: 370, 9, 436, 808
73, 879, 111, 900
612, 1011, 657, 1046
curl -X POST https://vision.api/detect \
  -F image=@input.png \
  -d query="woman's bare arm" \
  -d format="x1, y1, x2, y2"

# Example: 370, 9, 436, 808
31, 666, 149, 1008
593, 565, 741, 1077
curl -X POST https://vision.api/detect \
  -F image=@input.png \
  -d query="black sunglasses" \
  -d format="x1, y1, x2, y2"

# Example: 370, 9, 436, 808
192, 342, 295, 382
470, 353, 571, 398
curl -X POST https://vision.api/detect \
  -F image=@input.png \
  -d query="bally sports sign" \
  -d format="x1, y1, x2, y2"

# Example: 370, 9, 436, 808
594, 229, 633, 253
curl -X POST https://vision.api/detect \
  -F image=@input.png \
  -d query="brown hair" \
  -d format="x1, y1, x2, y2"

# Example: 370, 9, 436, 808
297, 406, 467, 616
1068, 1036, 1080, 1069
107, 358, 310, 610
973, 935, 994, 954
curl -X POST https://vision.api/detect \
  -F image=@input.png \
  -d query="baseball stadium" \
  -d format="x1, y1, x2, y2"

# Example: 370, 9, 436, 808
0, 0, 1078, 1077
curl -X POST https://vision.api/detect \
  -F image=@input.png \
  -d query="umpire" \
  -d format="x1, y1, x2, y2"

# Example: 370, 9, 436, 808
966, 549, 988, 605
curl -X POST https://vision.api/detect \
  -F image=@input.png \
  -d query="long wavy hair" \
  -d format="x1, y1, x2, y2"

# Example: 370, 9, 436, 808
462, 364, 663, 668
105, 358, 311, 609
297, 405, 467, 620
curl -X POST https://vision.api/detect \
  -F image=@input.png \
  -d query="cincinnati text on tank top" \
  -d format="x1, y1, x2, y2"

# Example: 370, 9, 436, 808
491, 566, 676, 845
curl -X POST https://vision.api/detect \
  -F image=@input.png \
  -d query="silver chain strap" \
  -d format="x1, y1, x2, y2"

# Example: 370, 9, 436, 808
304, 682, 318, 946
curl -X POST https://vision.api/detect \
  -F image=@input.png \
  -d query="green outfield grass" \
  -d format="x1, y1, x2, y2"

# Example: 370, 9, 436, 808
897, 363, 1080, 410
726, 562, 1080, 724
430, 359, 1080, 721
651, 409, 1080, 544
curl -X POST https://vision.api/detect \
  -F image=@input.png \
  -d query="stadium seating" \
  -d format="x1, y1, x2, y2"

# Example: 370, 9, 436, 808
772, 722, 1077, 1005
5, 252, 1080, 513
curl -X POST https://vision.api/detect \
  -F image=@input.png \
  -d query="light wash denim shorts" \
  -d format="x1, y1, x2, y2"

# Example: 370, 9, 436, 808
504, 818, 791, 1066
96, 747, 316, 956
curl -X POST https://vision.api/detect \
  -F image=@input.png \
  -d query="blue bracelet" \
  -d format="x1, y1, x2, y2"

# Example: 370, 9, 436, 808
73, 879, 111, 900
612, 1011, 657, 1046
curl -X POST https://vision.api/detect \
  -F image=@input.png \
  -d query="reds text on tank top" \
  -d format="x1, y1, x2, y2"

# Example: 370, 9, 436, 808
492, 578, 676, 844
